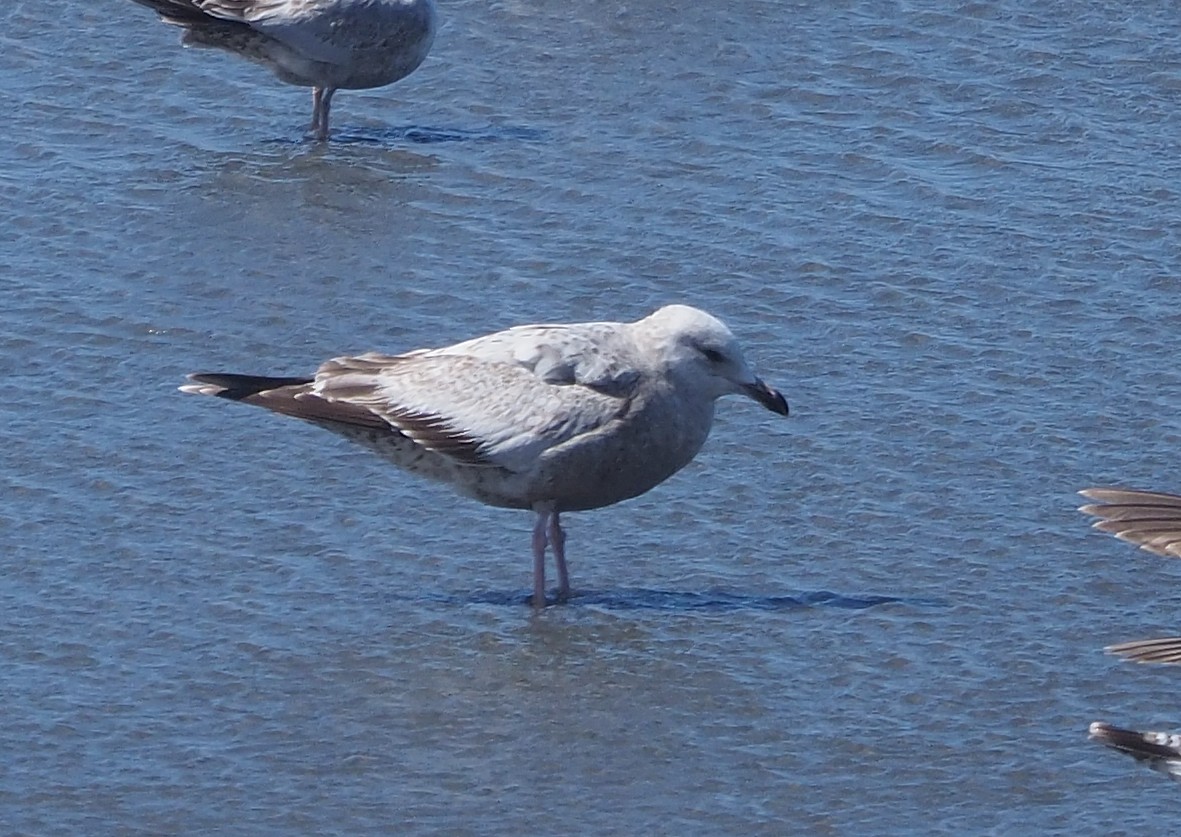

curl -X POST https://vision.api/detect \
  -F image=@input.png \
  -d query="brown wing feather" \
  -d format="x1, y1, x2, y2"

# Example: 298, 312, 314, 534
130, 0, 218, 23
182, 373, 392, 433
379, 405, 494, 466
1106, 637, 1181, 665
1079, 487, 1181, 557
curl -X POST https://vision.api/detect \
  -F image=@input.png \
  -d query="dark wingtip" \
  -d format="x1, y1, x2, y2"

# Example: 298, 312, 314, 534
129, 0, 215, 24
180, 373, 313, 401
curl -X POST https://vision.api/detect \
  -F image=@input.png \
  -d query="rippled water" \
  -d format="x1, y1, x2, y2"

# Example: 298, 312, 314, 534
6, 0, 1181, 832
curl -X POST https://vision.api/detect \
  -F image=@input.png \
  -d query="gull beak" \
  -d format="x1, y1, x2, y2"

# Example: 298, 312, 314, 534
742, 378, 789, 416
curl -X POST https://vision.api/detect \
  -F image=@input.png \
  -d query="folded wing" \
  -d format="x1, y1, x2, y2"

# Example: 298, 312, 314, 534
433, 322, 642, 396
313, 352, 632, 472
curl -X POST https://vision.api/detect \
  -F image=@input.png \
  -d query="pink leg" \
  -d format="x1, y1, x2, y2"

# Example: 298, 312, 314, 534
531, 509, 549, 608
310, 88, 323, 135
310, 87, 334, 140
548, 511, 569, 600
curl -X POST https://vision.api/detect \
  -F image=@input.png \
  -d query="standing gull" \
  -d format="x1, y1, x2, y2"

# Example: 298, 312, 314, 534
181, 305, 790, 607
129, 0, 438, 139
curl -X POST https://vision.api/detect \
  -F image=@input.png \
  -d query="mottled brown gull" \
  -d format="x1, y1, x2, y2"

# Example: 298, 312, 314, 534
181, 305, 790, 607
1079, 487, 1181, 663
129, 0, 438, 139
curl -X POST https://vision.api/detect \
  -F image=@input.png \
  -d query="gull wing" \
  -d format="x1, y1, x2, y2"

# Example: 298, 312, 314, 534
431, 321, 642, 397
1080, 487, 1181, 558
312, 352, 631, 472
195, 0, 413, 66
1105, 637, 1181, 665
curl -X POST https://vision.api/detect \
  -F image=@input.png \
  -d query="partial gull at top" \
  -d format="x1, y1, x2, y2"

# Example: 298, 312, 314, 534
1080, 491, 1181, 786
1089, 722, 1181, 784
180, 305, 790, 607
1079, 487, 1181, 663
1079, 487, 1181, 558
129, 0, 438, 140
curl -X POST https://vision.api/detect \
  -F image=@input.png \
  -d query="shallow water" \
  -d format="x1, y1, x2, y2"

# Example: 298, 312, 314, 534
5, 0, 1181, 832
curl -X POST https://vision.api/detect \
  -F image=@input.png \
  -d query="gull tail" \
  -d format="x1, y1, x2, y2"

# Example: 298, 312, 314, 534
180, 373, 313, 401
180, 372, 390, 432
130, 0, 265, 59
129, 0, 216, 24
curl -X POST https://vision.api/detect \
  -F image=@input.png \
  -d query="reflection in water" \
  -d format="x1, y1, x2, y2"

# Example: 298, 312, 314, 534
406, 587, 933, 611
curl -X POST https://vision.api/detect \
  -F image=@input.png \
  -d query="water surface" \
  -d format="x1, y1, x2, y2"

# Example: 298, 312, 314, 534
4, 0, 1181, 832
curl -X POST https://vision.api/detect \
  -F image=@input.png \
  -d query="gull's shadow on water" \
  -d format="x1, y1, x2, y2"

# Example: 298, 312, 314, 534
263, 124, 547, 148
413, 588, 944, 612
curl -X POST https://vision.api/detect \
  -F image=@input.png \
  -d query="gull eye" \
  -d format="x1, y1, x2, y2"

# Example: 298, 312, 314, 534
701, 347, 726, 364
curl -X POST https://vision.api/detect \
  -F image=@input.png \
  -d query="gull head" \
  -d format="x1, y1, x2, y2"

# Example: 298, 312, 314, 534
638, 305, 789, 416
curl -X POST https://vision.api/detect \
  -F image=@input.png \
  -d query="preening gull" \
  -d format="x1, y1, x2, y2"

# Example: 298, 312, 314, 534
129, 0, 438, 139
181, 305, 790, 607
1089, 722, 1181, 782
1079, 487, 1181, 663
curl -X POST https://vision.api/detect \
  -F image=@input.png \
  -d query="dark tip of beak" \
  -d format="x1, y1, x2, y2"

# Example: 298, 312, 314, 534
744, 379, 789, 416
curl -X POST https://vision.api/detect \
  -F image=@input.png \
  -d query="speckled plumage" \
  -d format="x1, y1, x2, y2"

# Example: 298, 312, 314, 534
130, 0, 437, 138
181, 305, 790, 606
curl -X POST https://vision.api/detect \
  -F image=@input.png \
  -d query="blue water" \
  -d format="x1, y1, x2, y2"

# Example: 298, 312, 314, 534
5, 0, 1181, 832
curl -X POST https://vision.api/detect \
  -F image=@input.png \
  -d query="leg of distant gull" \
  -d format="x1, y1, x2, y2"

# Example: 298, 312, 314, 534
549, 511, 569, 601
531, 506, 550, 608
311, 87, 324, 135
310, 87, 335, 140
319, 88, 335, 139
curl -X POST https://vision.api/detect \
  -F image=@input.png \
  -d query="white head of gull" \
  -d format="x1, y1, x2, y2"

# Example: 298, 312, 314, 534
129, 0, 438, 140
181, 304, 790, 607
